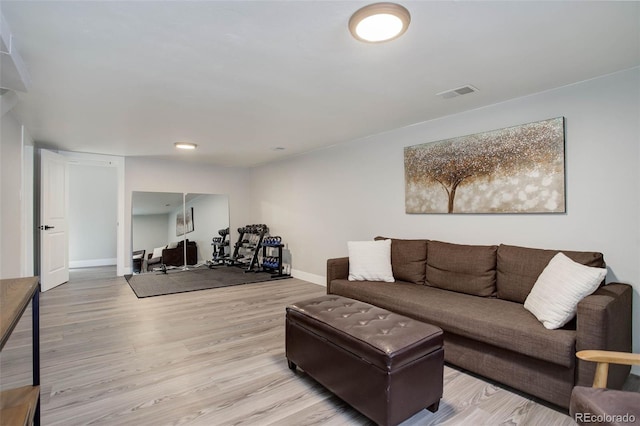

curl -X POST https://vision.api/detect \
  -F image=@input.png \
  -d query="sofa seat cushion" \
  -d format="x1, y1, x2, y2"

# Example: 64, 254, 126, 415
329, 279, 576, 368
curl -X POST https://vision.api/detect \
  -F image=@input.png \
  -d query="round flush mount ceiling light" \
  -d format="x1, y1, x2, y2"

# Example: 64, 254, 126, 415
174, 142, 197, 150
349, 2, 410, 43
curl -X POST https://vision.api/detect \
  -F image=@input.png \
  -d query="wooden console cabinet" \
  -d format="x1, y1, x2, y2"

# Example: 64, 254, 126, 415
0, 277, 40, 425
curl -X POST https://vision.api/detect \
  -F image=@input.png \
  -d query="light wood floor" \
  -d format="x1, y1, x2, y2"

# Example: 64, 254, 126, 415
0, 267, 591, 425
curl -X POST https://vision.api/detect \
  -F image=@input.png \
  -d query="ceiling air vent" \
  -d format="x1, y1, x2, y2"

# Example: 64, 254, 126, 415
436, 85, 478, 99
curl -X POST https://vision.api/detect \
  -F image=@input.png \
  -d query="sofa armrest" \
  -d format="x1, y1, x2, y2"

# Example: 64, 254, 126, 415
327, 257, 349, 293
576, 283, 633, 388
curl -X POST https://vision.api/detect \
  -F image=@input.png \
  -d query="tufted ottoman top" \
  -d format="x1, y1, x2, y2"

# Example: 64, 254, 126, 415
287, 295, 442, 371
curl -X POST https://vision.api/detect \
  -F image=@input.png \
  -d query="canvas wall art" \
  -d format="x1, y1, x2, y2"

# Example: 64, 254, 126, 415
404, 117, 565, 214
176, 207, 194, 236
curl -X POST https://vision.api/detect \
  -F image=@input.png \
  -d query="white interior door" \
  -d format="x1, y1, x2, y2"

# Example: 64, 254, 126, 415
40, 149, 69, 291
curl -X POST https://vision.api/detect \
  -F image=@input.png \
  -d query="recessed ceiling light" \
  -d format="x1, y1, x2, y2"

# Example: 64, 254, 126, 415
349, 3, 411, 43
174, 142, 197, 150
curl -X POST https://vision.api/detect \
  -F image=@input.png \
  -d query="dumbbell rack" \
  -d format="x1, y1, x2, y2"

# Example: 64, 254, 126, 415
230, 224, 268, 272
209, 227, 230, 267
261, 238, 289, 278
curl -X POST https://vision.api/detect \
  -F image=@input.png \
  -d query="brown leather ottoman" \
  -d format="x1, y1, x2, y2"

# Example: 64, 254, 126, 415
286, 295, 443, 426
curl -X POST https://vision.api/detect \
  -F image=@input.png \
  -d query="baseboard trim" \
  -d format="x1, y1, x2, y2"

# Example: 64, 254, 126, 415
69, 258, 117, 269
291, 269, 325, 286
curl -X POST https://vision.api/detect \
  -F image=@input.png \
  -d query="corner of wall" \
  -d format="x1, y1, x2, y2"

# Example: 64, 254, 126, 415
291, 269, 326, 287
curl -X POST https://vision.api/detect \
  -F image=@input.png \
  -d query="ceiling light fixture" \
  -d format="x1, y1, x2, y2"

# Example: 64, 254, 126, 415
174, 142, 197, 150
349, 2, 410, 43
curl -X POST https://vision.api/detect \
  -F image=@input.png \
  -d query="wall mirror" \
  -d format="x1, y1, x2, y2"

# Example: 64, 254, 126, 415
131, 191, 229, 273
184, 193, 230, 266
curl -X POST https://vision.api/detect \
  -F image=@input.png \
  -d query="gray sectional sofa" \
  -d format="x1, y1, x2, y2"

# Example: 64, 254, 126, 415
326, 238, 633, 408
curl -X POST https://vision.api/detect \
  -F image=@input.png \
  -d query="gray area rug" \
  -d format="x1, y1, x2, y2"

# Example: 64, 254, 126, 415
125, 266, 290, 298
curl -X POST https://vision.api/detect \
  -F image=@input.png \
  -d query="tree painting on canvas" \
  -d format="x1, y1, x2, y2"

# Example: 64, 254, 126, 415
176, 207, 194, 236
404, 117, 565, 214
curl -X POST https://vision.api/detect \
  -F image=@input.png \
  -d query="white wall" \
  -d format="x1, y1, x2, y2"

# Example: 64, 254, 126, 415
22, 143, 34, 277
249, 68, 640, 361
68, 164, 118, 267
124, 157, 251, 273
0, 112, 25, 278
132, 213, 169, 258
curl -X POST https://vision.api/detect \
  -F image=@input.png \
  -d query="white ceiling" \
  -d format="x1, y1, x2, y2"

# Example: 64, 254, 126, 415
2, 1, 639, 167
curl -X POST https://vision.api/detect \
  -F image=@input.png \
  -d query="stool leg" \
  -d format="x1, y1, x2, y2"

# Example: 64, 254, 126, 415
287, 360, 297, 371
426, 400, 440, 413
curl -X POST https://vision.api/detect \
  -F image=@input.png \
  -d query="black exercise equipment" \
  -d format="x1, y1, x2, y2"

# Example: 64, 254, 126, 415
209, 227, 230, 267
229, 224, 269, 272
260, 236, 288, 278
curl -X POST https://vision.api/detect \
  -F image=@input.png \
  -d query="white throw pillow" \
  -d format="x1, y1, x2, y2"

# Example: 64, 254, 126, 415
347, 239, 394, 282
167, 241, 179, 249
524, 252, 607, 329
132, 253, 143, 260
152, 246, 165, 259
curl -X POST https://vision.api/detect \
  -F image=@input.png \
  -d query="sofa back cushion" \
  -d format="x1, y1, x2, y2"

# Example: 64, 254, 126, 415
426, 241, 498, 297
496, 244, 605, 304
375, 236, 428, 285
